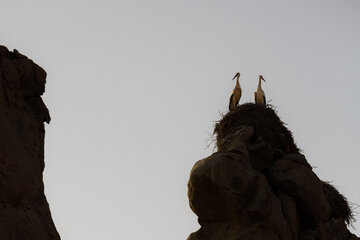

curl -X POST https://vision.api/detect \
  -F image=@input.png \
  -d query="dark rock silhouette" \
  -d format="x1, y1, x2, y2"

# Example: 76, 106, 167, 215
0, 46, 60, 239
188, 104, 358, 240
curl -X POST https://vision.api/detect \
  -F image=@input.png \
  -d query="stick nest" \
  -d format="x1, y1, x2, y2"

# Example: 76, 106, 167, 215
214, 103, 299, 153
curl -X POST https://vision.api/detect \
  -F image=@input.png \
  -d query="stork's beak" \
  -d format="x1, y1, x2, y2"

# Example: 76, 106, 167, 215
232, 73, 239, 80
260, 75, 266, 82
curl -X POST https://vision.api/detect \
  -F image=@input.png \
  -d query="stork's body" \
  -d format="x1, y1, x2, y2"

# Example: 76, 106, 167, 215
254, 75, 266, 105
229, 72, 242, 111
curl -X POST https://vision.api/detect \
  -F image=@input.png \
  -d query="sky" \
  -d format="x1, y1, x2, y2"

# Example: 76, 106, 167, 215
1, 0, 360, 239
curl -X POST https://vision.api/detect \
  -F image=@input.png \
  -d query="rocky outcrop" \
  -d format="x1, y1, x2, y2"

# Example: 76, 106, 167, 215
188, 104, 358, 240
0, 46, 60, 239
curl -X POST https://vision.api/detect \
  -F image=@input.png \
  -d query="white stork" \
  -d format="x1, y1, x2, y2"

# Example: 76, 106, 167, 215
229, 72, 241, 111
254, 75, 266, 105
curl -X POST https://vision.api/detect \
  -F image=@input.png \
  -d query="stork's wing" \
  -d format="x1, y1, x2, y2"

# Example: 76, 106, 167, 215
254, 92, 257, 103
229, 94, 234, 110
263, 95, 266, 105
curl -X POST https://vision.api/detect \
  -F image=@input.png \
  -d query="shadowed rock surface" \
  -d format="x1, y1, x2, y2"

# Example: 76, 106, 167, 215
0, 46, 60, 239
188, 103, 358, 240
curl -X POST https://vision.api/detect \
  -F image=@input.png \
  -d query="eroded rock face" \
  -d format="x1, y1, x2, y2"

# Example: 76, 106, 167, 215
188, 104, 358, 240
0, 46, 60, 240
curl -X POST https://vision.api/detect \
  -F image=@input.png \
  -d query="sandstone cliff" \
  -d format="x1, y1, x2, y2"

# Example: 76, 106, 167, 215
0, 46, 60, 239
188, 103, 358, 240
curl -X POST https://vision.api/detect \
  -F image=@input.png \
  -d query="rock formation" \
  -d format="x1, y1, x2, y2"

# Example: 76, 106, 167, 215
0, 46, 60, 239
188, 103, 358, 240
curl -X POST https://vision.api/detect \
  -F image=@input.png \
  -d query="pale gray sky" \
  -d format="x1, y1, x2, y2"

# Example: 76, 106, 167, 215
1, 1, 360, 239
